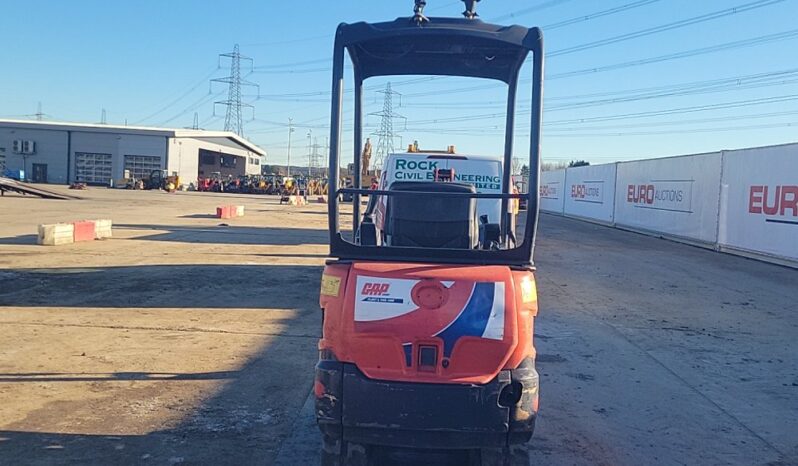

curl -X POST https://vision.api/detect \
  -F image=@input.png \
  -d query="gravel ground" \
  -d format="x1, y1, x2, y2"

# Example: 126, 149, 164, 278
1, 187, 796, 465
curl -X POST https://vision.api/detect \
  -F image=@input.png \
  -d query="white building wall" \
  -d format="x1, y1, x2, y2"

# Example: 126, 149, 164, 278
246, 154, 262, 175
168, 137, 261, 186
0, 127, 69, 183
167, 138, 203, 184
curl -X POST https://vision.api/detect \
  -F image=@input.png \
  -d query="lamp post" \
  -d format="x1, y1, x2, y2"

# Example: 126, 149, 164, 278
307, 129, 313, 178
287, 118, 294, 177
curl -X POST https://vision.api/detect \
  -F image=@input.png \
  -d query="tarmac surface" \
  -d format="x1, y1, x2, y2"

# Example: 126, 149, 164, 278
0, 186, 796, 465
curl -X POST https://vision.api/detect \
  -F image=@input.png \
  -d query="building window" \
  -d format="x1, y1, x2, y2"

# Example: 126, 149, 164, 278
124, 155, 161, 180
201, 153, 216, 165
74, 152, 113, 184
220, 155, 237, 168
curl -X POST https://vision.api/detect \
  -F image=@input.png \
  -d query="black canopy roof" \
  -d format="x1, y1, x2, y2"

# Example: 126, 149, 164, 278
336, 17, 541, 83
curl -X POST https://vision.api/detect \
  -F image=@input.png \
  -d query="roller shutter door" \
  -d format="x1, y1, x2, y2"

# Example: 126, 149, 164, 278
75, 152, 112, 184
124, 155, 161, 180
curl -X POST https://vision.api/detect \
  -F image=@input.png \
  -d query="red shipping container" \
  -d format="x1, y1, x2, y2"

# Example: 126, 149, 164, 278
72, 220, 96, 242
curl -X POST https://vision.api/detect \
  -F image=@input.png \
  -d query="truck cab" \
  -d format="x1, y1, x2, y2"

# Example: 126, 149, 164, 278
368, 148, 506, 244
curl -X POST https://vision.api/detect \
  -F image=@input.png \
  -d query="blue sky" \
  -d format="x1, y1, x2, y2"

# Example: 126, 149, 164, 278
2, 0, 797, 166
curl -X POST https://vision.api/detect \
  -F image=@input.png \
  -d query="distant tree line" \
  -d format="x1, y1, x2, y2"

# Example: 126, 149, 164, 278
539, 160, 590, 171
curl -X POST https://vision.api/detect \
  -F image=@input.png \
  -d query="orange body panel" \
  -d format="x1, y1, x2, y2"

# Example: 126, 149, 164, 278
319, 262, 537, 385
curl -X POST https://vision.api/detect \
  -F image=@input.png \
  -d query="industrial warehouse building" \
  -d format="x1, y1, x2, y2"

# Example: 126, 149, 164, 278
0, 119, 265, 185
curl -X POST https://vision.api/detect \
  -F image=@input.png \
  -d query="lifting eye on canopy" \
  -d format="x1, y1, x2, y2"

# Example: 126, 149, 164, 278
413, 0, 482, 22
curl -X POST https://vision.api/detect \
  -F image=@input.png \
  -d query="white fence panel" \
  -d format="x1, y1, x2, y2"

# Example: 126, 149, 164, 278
539, 169, 565, 214
614, 153, 722, 244
563, 164, 617, 224
718, 143, 798, 263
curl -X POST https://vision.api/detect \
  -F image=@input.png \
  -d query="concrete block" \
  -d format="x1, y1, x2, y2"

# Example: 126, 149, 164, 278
94, 219, 113, 239
235, 206, 245, 217
72, 221, 96, 242
38, 223, 74, 246
217, 206, 233, 219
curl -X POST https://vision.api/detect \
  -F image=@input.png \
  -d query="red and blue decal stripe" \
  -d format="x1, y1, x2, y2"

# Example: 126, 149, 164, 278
434, 282, 496, 358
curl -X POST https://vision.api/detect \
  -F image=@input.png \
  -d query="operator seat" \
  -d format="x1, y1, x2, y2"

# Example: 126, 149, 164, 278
386, 181, 478, 249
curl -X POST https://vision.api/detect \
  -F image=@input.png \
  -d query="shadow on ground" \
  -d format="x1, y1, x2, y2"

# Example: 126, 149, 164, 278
0, 263, 323, 465
0, 371, 241, 383
114, 224, 327, 246
179, 214, 219, 219
0, 330, 319, 465
0, 234, 38, 245
0, 264, 321, 309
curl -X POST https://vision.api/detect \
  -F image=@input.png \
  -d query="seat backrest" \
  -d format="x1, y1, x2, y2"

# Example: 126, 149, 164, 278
386, 181, 477, 249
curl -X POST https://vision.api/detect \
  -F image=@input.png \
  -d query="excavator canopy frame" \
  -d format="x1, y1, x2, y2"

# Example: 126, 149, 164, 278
328, 16, 544, 267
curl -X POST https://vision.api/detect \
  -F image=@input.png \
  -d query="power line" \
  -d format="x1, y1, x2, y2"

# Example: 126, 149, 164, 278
427, 1, 462, 13
544, 74, 798, 112
253, 58, 330, 70
383, 27, 798, 102
132, 66, 219, 125
406, 93, 798, 126
241, 34, 331, 48
542, 0, 661, 30
549, 0, 787, 57
159, 90, 223, 126
542, 121, 798, 137
490, 0, 576, 22
415, 108, 798, 135
19, 102, 53, 121
238, 0, 633, 49
245, 1, 663, 77
251, 76, 445, 100
401, 68, 798, 110
242, 26, 798, 105
247, 87, 798, 142
198, 114, 222, 127
544, 110, 798, 132
252, 67, 330, 75
545, 94, 798, 126
246, 83, 798, 143
549, 27, 798, 79
546, 68, 798, 101
404, 119, 798, 138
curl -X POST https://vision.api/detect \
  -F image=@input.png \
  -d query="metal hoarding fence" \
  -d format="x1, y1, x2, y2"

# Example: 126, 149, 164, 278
718, 143, 798, 264
539, 169, 566, 214
613, 152, 723, 245
563, 163, 617, 224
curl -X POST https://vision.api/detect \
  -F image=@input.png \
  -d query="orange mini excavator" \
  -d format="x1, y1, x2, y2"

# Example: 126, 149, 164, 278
315, 1, 544, 464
